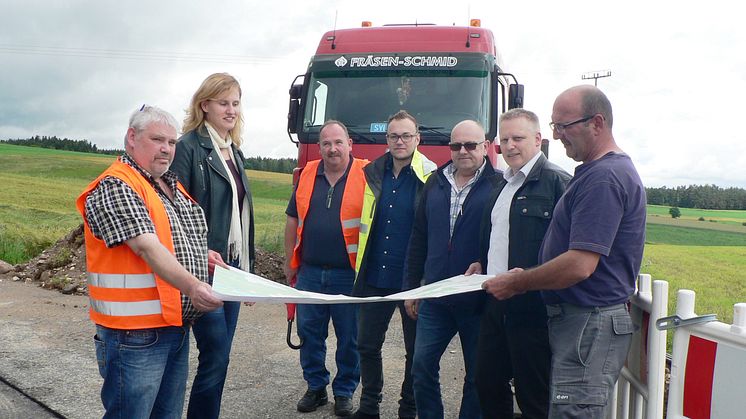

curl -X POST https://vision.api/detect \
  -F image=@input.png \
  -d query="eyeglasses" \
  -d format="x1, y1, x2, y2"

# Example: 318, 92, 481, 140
386, 133, 418, 143
549, 115, 594, 133
448, 141, 485, 152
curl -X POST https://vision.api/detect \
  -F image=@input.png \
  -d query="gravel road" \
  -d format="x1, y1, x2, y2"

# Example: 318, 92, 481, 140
0, 278, 469, 418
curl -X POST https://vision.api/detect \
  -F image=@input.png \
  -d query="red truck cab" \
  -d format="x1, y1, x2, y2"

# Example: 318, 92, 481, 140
287, 19, 524, 182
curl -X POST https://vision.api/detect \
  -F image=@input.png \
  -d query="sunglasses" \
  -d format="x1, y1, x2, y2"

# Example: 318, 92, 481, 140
448, 140, 485, 152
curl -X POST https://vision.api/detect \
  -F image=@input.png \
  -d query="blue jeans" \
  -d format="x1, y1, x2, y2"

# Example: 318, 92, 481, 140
187, 258, 242, 419
94, 324, 190, 419
412, 300, 482, 419
296, 264, 360, 397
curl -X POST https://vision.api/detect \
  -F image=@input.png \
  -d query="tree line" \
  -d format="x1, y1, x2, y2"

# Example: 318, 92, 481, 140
243, 156, 296, 174
4, 138, 746, 203
2, 137, 296, 174
646, 185, 746, 210
2, 136, 122, 155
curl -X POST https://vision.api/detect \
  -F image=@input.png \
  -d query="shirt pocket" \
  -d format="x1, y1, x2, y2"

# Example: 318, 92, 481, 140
515, 196, 554, 241
177, 200, 208, 240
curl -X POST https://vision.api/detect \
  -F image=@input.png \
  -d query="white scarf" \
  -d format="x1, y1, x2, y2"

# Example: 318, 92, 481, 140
204, 122, 251, 271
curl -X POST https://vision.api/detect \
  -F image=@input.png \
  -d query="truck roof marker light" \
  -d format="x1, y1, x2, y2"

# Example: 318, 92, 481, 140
361, 21, 372, 27
470, 19, 481, 27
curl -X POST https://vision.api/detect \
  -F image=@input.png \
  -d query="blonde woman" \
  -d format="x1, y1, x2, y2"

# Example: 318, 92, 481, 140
172, 73, 254, 419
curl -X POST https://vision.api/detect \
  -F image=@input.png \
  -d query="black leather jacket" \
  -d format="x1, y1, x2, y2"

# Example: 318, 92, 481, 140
172, 126, 255, 272
478, 153, 571, 326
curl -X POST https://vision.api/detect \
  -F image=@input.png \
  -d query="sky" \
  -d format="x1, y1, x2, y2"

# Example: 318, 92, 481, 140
1, 0, 744, 188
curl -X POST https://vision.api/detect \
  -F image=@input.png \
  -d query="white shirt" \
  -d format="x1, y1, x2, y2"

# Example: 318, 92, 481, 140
486, 152, 542, 275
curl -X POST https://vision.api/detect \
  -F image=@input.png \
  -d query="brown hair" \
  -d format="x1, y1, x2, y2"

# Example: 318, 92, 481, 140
388, 110, 418, 130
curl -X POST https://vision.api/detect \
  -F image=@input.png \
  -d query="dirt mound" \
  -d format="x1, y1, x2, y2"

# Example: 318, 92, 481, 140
1, 224, 288, 294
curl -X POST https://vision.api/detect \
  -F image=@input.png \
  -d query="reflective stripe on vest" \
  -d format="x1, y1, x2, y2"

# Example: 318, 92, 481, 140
291, 158, 367, 269
87, 272, 162, 317
342, 218, 360, 229
90, 299, 162, 317
88, 272, 156, 289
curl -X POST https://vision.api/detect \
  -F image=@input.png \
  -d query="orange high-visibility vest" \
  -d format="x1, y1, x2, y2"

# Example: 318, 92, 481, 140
290, 158, 367, 270
76, 159, 191, 329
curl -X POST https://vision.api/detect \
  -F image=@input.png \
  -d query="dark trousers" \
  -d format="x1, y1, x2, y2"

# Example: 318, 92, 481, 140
476, 298, 551, 419
357, 282, 417, 417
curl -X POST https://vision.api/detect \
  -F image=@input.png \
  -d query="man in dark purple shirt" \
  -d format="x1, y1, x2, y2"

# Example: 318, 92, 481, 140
482, 85, 646, 418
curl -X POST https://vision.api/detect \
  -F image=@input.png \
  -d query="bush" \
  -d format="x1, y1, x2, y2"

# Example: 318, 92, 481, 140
669, 207, 681, 219
698, 216, 705, 221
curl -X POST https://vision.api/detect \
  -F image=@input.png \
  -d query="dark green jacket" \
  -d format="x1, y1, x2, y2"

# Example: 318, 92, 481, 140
172, 125, 255, 272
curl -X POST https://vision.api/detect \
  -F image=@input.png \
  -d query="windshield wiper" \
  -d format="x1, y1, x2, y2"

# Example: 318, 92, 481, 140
346, 125, 378, 143
418, 125, 450, 144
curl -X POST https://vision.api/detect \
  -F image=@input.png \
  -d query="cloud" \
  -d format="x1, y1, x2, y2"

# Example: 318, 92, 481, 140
1, 0, 744, 188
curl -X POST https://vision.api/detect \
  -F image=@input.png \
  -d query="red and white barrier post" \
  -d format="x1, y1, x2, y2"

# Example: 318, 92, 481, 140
665, 290, 746, 419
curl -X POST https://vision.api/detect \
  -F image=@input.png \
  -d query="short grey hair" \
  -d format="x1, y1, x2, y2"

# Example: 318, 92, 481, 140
499, 108, 540, 132
580, 88, 614, 128
124, 105, 180, 145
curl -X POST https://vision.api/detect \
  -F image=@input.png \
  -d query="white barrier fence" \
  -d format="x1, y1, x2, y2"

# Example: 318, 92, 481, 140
604, 274, 746, 419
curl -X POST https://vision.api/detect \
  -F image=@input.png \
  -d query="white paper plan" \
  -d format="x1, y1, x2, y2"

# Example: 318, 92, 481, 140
211, 266, 492, 304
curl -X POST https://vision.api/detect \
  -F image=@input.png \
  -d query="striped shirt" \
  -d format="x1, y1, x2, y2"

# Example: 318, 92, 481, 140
444, 159, 487, 237
84, 154, 208, 322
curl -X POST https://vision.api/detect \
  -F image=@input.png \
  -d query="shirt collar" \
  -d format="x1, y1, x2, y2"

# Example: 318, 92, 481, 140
447, 157, 487, 180
317, 154, 354, 176
385, 155, 412, 175
503, 151, 541, 183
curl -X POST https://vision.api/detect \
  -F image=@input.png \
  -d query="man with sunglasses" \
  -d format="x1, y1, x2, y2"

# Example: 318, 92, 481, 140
404, 120, 499, 419
482, 86, 646, 418
466, 109, 571, 419
351, 110, 436, 419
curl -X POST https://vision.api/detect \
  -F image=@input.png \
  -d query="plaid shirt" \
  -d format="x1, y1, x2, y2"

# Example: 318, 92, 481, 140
84, 154, 209, 323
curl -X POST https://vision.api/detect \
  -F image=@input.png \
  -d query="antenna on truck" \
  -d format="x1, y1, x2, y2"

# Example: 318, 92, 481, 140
331, 10, 338, 50
465, 6, 472, 47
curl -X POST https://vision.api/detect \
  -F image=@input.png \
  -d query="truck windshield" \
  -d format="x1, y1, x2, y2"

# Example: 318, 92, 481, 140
300, 53, 493, 144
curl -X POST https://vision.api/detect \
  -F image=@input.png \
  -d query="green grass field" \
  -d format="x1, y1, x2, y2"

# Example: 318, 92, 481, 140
0, 143, 292, 261
644, 209, 746, 324
2, 143, 745, 325
648, 204, 746, 226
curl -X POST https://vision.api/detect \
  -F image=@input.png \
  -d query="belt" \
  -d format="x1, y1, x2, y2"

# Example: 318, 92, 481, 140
546, 302, 628, 317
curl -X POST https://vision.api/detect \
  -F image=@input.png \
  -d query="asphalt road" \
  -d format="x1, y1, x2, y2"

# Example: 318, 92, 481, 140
0, 278, 469, 418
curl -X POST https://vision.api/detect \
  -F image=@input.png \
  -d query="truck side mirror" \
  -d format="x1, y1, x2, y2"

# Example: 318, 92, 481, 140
288, 83, 303, 134
287, 100, 300, 134
508, 84, 524, 109
289, 84, 303, 100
